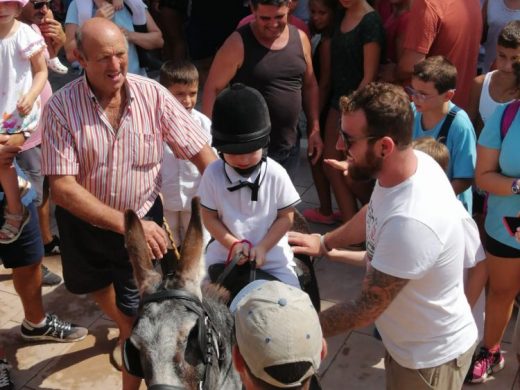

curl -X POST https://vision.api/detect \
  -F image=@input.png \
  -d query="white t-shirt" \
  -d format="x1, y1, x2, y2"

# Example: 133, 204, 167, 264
198, 157, 301, 286
161, 109, 211, 212
367, 151, 478, 369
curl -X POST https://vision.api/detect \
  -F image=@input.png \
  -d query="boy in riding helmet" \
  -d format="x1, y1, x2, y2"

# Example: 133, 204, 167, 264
198, 84, 301, 287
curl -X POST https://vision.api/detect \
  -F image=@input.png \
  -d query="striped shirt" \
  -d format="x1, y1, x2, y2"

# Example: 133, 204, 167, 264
41, 74, 209, 217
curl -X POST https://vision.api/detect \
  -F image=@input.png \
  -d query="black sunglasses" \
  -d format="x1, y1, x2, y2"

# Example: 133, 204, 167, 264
339, 129, 379, 149
32, 0, 52, 10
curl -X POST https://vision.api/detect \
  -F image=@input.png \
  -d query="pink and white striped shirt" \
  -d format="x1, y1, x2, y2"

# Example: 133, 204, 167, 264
41, 73, 209, 217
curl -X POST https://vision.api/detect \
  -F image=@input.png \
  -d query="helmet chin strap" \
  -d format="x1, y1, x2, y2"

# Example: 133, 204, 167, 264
220, 150, 267, 177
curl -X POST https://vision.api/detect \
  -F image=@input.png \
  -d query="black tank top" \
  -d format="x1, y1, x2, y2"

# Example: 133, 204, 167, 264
233, 24, 306, 157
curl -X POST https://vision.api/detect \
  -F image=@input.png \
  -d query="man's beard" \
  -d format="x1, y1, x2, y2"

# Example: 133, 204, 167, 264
348, 148, 383, 181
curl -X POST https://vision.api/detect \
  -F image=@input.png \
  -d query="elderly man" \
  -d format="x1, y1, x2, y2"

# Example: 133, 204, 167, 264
231, 281, 327, 390
202, 0, 322, 175
289, 82, 479, 389
41, 17, 216, 390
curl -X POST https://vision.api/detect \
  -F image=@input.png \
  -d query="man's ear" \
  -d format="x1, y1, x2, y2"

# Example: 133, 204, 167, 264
443, 89, 455, 102
379, 136, 395, 158
74, 49, 87, 69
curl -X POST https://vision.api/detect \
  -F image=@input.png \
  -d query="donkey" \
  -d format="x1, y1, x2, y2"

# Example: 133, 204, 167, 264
123, 197, 241, 390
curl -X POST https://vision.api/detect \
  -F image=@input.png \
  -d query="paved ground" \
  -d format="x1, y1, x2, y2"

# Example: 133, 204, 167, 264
0, 68, 519, 389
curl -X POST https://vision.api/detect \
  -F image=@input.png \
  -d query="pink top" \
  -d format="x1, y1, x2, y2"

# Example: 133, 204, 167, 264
237, 14, 311, 38
41, 74, 209, 217
22, 24, 52, 151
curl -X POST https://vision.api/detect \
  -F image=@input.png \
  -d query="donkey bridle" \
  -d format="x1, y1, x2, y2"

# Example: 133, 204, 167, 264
123, 287, 226, 390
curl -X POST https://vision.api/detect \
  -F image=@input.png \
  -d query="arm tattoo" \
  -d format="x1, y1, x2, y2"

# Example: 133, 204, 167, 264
319, 266, 409, 338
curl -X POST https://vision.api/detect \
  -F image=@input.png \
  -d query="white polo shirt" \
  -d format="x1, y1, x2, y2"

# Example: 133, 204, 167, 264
198, 157, 301, 286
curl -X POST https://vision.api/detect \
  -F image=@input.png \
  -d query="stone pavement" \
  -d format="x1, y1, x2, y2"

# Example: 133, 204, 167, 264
1, 138, 519, 389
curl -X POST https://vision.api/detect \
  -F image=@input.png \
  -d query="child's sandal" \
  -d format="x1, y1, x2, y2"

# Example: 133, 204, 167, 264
0, 206, 31, 244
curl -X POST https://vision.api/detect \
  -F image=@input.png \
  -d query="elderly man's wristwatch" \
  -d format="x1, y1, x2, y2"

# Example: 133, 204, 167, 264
512, 179, 520, 194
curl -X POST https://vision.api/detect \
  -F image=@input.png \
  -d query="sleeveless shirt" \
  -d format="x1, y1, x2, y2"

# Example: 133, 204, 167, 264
479, 70, 514, 124
233, 24, 306, 157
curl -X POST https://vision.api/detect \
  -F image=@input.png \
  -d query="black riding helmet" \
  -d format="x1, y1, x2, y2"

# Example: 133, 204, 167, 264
211, 83, 271, 154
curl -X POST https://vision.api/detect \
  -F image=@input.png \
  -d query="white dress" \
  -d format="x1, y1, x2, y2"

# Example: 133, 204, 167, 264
0, 22, 45, 134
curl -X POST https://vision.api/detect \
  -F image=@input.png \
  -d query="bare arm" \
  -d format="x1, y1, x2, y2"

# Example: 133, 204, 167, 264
289, 205, 367, 257
358, 41, 381, 90
50, 175, 168, 258
300, 30, 323, 164
475, 144, 517, 196
189, 143, 218, 174
317, 37, 331, 115
395, 48, 425, 84
64, 23, 78, 63
467, 76, 485, 136
326, 249, 367, 266
201, 32, 244, 118
17, 51, 48, 116
124, 11, 163, 50
201, 207, 240, 251
40, 16, 66, 57
251, 207, 294, 267
319, 265, 409, 337
451, 178, 473, 195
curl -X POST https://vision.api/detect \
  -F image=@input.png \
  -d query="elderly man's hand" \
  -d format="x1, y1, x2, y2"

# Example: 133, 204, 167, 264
95, 2, 115, 19
141, 220, 168, 260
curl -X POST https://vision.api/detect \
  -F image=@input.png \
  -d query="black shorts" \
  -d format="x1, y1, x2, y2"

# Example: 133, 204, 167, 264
485, 232, 520, 258
159, 0, 189, 14
0, 202, 43, 268
56, 197, 163, 317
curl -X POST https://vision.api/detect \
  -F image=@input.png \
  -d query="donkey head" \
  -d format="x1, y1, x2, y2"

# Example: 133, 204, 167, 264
123, 197, 241, 389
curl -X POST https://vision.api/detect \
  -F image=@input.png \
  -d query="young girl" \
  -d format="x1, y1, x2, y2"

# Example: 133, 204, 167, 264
322, 0, 384, 223
0, 0, 47, 243
302, 0, 339, 225
77, 0, 147, 30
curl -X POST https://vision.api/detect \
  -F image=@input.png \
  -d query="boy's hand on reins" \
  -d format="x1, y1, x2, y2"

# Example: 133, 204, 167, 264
250, 245, 267, 267
232, 242, 251, 265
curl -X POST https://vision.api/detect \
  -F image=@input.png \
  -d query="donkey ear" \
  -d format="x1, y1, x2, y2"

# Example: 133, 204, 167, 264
124, 210, 161, 295
178, 197, 204, 290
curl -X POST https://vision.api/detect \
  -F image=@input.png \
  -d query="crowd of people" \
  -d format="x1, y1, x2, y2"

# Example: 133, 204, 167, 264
1, 0, 520, 389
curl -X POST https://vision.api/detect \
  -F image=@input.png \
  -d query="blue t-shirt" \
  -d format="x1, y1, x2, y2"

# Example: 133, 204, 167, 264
478, 104, 520, 249
412, 102, 477, 212
65, 1, 145, 76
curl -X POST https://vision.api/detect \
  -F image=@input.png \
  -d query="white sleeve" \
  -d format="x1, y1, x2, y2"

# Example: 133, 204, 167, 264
197, 161, 219, 211
371, 217, 443, 279
274, 165, 301, 209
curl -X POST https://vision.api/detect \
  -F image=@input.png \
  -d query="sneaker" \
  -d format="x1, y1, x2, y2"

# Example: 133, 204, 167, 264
41, 265, 62, 286
465, 346, 505, 383
44, 235, 60, 256
302, 208, 335, 225
21, 314, 88, 343
0, 359, 13, 390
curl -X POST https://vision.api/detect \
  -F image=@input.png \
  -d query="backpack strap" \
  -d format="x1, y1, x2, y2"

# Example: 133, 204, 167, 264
437, 106, 461, 145
500, 100, 520, 140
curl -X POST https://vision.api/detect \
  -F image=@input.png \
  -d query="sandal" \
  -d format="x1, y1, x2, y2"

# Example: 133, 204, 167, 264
0, 206, 30, 244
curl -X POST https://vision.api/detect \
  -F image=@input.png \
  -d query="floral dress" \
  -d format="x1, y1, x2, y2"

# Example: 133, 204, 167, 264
0, 22, 45, 135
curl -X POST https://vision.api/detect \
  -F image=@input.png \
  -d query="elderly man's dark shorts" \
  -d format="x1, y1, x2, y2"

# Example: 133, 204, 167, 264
56, 197, 163, 317
159, 0, 189, 14
0, 202, 43, 268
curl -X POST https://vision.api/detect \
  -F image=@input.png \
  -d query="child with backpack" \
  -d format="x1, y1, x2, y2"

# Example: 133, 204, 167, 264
409, 55, 477, 214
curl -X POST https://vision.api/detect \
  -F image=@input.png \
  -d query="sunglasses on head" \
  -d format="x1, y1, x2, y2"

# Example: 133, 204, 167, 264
32, 0, 52, 10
